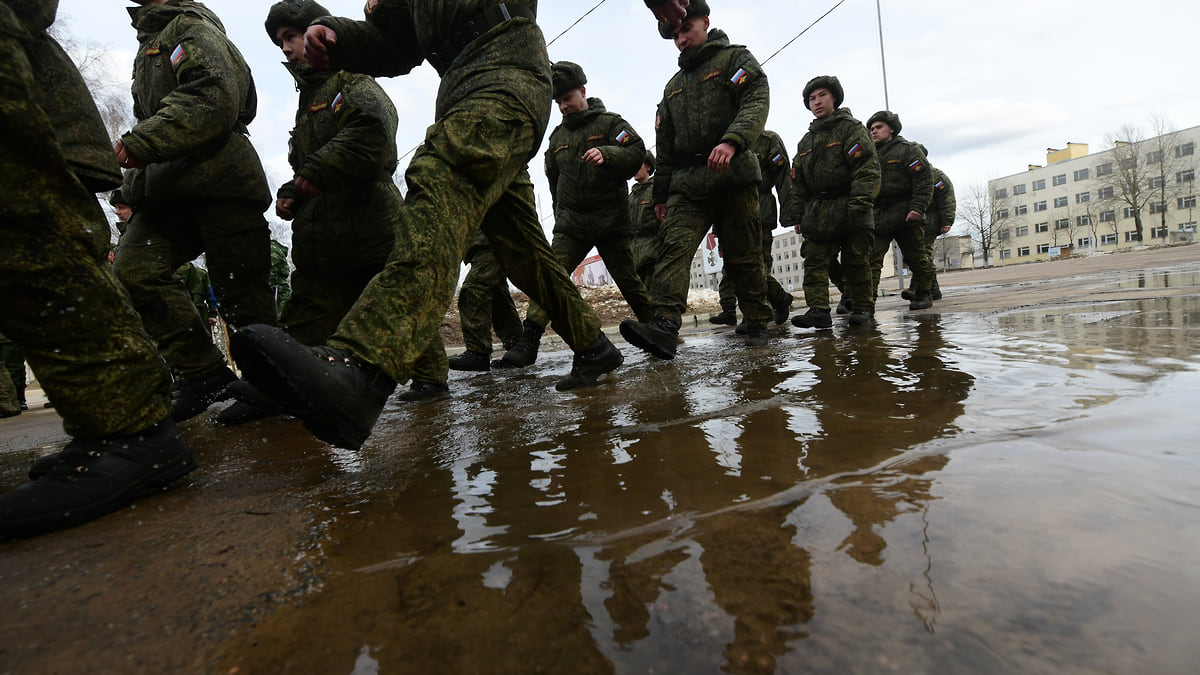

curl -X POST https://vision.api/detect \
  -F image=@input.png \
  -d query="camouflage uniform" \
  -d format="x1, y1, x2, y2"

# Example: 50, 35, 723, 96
0, 0, 171, 437
0, 333, 26, 408
525, 97, 652, 327
276, 61, 401, 348
790, 108, 880, 312
458, 233, 522, 356
310, 0, 606, 384
628, 177, 659, 285
869, 135, 936, 306
269, 239, 292, 315
113, 0, 276, 380
921, 166, 956, 287
0, 333, 18, 415
717, 129, 794, 313
176, 261, 216, 322
650, 29, 771, 329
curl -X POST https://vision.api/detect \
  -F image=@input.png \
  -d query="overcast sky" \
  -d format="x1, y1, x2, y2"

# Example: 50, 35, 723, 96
56, 0, 1200, 242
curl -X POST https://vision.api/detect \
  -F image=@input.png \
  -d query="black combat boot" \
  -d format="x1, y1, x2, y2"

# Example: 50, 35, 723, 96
931, 279, 943, 301
708, 309, 738, 325
791, 308, 833, 329
908, 290, 934, 310
492, 320, 543, 369
835, 298, 850, 315
215, 380, 287, 427
448, 350, 491, 372
555, 333, 624, 391
847, 310, 873, 327
900, 287, 915, 301
397, 380, 450, 402
771, 295, 795, 325
743, 324, 769, 347
231, 325, 396, 450
619, 317, 679, 360
170, 365, 237, 422
2, 418, 196, 538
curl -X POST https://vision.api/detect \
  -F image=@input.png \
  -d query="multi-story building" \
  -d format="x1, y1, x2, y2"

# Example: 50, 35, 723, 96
987, 125, 1199, 265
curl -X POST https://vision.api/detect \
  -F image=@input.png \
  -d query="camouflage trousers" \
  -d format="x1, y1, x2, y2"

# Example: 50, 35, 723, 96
869, 219, 936, 308
0, 355, 17, 414
651, 185, 771, 328
328, 92, 602, 383
905, 222, 942, 287
802, 230, 874, 312
630, 230, 660, 287
2, 343, 26, 397
527, 229, 655, 329
717, 223, 793, 312
0, 10, 170, 436
113, 200, 277, 379
458, 247, 521, 356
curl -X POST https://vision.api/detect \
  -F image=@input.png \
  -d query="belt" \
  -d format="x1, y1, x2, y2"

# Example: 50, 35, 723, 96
426, 3, 536, 76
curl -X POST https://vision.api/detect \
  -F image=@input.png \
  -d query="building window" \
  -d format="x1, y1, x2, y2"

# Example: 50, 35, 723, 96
1176, 142, 1195, 157
1178, 170, 1195, 184
1013, 183, 1026, 195
1150, 202, 1167, 214
1037, 243, 1051, 253
1097, 186, 1115, 199
996, 208, 1009, 219
1054, 196, 1069, 208
1179, 195, 1197, 209
791, 236, 796, 245
1077, 215, 1092, 227
1096, 162, 1113, 176
1125, 231, 1142, 242
999, 249, 1012, 260
1150, 225, 1169, 238
1149, 176, 1164, 189
1032, 178, 1046, 191
1147, 150, 1163, 164
1017, 246, 1030, 257
1100, 233, 1117, 246
997, 228, 1009, 240
994, 187, 1008, 199
1123, 206, 1138, 219
1034, 200, 1048, 212
1014, 204, 1028, 216
1076, 192, 1091, 204
1053, 174, 1067, 186
1055, 218, 1070, 230
1074, 168, 1090, 181
1077, 237, 1092, 248
1181, 222, 1198, 232
1099, 210, 1116, 222
1035, 222, 1049, 233
1015, 225, 1029, 236
1120, 157, 1137, 169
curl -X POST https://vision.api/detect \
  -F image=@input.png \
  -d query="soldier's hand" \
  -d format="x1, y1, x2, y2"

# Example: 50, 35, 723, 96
654, 203, 668, 222
649, 0, 690, 25
582, 148, 606, 166
708, 143, 736, 173
940, 225, 952, 235
113, 141, 145, 170
276, 197, 296, 221
295, 176, 321, 197
304, 25, 337, 69
906, 210, 923, 223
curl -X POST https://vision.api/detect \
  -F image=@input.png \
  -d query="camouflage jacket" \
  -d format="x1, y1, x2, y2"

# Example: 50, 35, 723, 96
8, 0, 121, 193
545, 98, 644, 238
313, 1, 549, 143
121, 1, 270, 208
269, 240, 292, 307
279, 62, 400, 273
789, 108, 880, 242
629, 180, 658, 237
753, 130, 793, 231
654, 30, 768, 204
927, 166, 956, 235
873, 134, 933, 235
176, 262, 216, 318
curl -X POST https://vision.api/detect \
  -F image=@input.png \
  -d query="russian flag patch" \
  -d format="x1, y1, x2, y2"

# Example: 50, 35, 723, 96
170, 45, 187, 69
847, 143, 863, 159
332, 92, 345, 114
615, 130, 631, 144
730, 68, 748, 86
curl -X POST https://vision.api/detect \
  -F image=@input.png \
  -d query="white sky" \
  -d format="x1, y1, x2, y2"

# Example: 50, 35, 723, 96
56, 0, 1200, 243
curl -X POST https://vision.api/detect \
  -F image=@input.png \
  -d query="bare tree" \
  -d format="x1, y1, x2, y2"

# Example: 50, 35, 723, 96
959, 182, 1010, 267
49, 15, 134, 143
1096, 116, 1191, 242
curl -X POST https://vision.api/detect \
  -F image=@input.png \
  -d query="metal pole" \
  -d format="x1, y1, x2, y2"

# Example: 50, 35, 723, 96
876, 0, 889, 109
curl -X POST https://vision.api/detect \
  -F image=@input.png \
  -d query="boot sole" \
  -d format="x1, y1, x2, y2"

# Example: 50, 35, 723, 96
619, 323, 676, 360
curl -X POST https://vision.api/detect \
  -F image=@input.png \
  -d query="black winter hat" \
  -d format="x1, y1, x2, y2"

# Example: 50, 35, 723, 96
657, 0, 710, 39
551, 61, 587, 99
867, 110, 902, 135
108, 189, 128, 207
643, 150, 656, 175
802, 75, 844, 110
265, 0, 330, 46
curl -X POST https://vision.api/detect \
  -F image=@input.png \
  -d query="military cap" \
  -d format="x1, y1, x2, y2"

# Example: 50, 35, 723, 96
108, 189, 128, 207
802, 75, 844, 110
643, 150, 656, 176
657, 0, 710, 39
265, 0, 330, 46
867, 110, 902, 135
551, 61, 587, 99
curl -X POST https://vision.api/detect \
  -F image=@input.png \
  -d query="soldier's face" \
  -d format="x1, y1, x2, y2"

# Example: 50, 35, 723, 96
555, 88, 588, 116
672, 16, 709, 52
275, 26, 308, 64
114, 204, 132, 222
634, 163, 651, 183
869, 121, 894, 144
808, 89, 835, 119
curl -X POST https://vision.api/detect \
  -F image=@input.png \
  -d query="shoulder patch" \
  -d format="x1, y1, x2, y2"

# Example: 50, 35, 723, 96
847, 143, 863, 159
771, 153, 785, 166
332, 92, 345, 114
909, 158, 925, 172
935, 180, 946, 190
730, 68, 749, 86
701, 69, 723, 83
169, 44, 188, 70
615, 130, 633, 145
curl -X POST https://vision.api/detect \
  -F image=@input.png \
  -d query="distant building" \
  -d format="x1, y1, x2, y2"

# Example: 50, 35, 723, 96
933, 235, 975, 272
571, 254, 610, 287
987, 125, 1199, 265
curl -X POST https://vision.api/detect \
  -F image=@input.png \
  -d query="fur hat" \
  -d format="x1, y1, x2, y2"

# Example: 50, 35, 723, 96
551, 61, 587, 99
108, 190, 128, 207
265, 0, 330, 46
643, 150, 656, 175
867, 110, 902, 136
657, 0, 710, 39
802, 75, 844, 110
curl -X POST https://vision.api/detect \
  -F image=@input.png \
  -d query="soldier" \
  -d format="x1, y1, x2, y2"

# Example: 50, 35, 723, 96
901, 146, 955, 302
494, 60, 652, 369
0, 334, 20, 418
710, 129, 795, 328
176, 261, 217, 328
787, 76, 879, 329
108, 190, 132, 237
0, 0, 195, 538
864, 110, 937, 311
112, 0, 277, 422
229, 0, 624, 450
447, 232, 523, 372
620, 0, 773, 358
269, 239, 292, 315
628, 151, 659, 286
